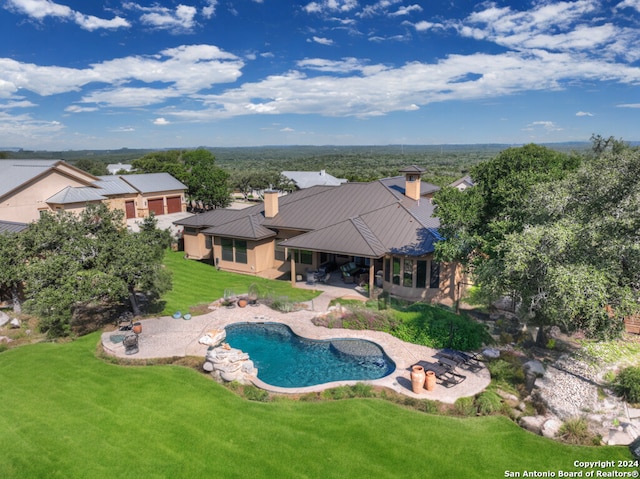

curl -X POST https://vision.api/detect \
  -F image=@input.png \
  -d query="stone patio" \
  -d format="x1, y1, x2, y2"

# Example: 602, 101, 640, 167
101, 294, 490, 403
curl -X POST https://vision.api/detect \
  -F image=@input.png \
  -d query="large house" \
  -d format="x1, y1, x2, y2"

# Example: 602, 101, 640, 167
176, 166, 464, 302
0, 159, 187, 225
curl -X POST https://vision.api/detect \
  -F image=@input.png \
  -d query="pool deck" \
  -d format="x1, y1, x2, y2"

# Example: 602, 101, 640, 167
101, 300, 490, 404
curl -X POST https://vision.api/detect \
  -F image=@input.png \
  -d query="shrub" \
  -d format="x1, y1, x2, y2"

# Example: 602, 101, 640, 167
453, 396, 476, 416
487, 355, 525, 391
350, 383, 375, 398
0, 344, 7, 353
242, 385, 270, 402
613, 367, 640, 404
418, 399, 440, 414
557, 417, 593, 445
475, 391, 502, 415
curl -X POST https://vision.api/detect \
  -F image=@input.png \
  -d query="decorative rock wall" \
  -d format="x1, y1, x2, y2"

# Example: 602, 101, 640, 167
202, 343, 258, 385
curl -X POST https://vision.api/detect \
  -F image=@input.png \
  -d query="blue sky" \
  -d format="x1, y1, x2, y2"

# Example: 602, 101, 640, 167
1, 0, 639, 149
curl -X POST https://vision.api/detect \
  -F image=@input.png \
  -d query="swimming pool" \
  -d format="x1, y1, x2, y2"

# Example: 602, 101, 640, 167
224, 322, 395, 388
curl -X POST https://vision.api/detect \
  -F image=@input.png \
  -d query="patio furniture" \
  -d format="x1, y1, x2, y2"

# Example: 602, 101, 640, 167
122, 333, 139, 355
306, 270, 318, 285
419, 361, 466, 388
437, 348, 484, 372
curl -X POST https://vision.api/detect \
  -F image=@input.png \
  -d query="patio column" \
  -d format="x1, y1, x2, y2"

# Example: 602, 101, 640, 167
368, 263, 375, 298
290, 249, 296, 287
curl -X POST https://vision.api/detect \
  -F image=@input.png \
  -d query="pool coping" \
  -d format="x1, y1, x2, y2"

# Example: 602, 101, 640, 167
101, 303, 490, 404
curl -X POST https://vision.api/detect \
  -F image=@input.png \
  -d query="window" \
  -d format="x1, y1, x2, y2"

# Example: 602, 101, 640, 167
205, 236, 212, 249
392, 257, 401, 285
221, 238, 234, 261
300, 250, 312, 265
184, 227, 197, 235
221, 238, 247, 264
403, 259, 413, 287
291, 249, 313, 265
430, 261, 440, 288
384, 258, 390, 282
235, 240, 247, 264
416, 260, 427, 288
275, 246, 285, 261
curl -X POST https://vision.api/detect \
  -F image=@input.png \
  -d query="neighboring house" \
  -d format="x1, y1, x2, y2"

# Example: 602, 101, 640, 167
0, 159, 187, 223
449, 175, 474, 191
98, 173, 187, 219
107, 163, 133, 175
281, 170, 347, 189
175, 166, 464, 303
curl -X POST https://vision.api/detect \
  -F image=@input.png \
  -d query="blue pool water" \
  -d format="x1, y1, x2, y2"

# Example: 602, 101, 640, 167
224, 322, 395, 388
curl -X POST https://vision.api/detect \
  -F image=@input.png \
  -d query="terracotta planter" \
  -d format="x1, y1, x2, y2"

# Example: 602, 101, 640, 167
410, 365, 425, 394
424, 370, 436, 391
132, 322, 142, 334
238, 299, 248, 308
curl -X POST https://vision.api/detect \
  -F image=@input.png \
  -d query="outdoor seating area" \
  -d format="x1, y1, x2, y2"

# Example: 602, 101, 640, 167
436, 348, 484, 372
417, 357, 467, 388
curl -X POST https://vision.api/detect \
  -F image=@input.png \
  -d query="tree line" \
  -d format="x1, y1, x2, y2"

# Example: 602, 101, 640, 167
433, 135, 640, 341
0, 205, 171, 337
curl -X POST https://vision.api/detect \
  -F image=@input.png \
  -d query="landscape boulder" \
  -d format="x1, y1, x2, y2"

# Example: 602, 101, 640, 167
519, 415, 544, 435
9, 318, 21, 329
482, 348, 500, 359
199, 329, 226, 347
0, 311, 10, 328
204, 343, 258, 385
541, 418, 562, 439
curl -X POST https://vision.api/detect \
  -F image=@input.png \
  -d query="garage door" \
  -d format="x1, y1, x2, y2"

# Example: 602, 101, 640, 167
166, 196, 182, 214
148, 198, 164, 216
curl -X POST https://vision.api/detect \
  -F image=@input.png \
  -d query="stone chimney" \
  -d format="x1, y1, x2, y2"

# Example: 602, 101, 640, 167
400, 165, 426, 201
263, 190, 279, 218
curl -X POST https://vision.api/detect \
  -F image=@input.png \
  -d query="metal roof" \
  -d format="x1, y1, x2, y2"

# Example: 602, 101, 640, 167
379, 175, 440, 199
94, 176, 138, 195
0, 159, 60, 199
46, 186, 107, 204
0, 159, 98, 201
0, 220, 29, 234
203, 214, 276, 240
175, 169, 444, 256
281, 170, 347, 188
120, 173, 187, 194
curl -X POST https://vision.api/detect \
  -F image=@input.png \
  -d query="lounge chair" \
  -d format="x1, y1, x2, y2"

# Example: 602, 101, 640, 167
419, 360, 466, 388
437, 348, 484, 372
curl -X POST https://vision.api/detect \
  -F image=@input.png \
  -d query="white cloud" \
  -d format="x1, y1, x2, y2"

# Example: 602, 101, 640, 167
412, 21, 441, 32
202, 0, 218, 19
5, 0, 129, 30
164, 48, 640, 122
576, 111, 593, 116
615, 0, 640, 12
153, 117, 170, 125
526, 121, 563, 131
390, 4, 422, 16
309, 36, 335, 46
617, 103, 640, 108
123, 3, 197, 32
304, 0, 359, 15
280, 127, 294, 132
0, 44, 244, 109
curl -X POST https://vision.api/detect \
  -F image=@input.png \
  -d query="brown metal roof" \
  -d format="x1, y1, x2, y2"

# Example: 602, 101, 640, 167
174, 171, 443, 255
280, 200, 440, 257
203, 214, 276, 240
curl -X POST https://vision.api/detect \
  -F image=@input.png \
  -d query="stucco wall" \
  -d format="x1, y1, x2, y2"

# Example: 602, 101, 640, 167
0, 171, 90, 222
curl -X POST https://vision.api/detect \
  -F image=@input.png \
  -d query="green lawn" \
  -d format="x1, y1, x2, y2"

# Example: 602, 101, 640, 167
160, 250, 318, 315
0, 335, 632, 479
